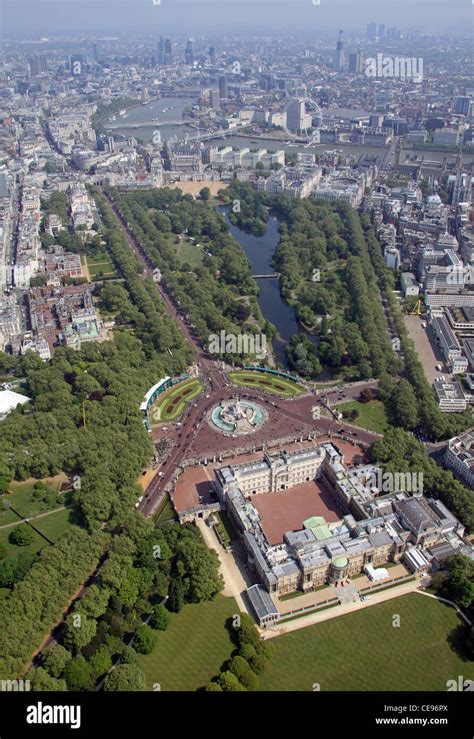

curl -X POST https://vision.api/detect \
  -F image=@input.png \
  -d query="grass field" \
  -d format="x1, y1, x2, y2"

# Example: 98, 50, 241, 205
151, 378, 203, 424
137, 596, 239, 691
0, 508, 79, 563
337, 399, 390, 434
174, 240, 205, 269
229, 371, 305, 398
154, 495, 176, 523
85, 251, 117, 279
259, 594, 473, 691
0, 480, 66, 526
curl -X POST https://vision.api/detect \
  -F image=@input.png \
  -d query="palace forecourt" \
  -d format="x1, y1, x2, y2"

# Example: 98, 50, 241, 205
170, 437, 471, 627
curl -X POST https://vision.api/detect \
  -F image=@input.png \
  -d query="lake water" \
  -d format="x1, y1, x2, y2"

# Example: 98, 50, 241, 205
220, 207, 319, 368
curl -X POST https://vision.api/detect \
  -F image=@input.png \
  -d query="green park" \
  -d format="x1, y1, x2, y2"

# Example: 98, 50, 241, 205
229, 370, 305, 398
150, 377, 203, 424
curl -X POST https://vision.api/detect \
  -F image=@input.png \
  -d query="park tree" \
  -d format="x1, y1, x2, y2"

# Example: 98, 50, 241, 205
444, 554, 474, 609
63, 613, 98, 655
104, 664, 146, 691
64, 656, 93, 691
120, 645, 139, 665
167, 576, 185, 613
28, 667, 67, 692
133, 624, 157, 655
43, 644, 72, 679
218, 670, 246, 691
9, 524, 35, 547
176, 537, 224, 602
151, 603, 170, 631
88, 646, 113, 681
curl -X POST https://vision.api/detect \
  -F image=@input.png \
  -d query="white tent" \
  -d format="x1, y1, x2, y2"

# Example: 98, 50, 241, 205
0, 389, 30, 419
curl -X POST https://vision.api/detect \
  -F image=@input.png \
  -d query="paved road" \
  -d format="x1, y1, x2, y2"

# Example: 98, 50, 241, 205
101, 189, 386, 518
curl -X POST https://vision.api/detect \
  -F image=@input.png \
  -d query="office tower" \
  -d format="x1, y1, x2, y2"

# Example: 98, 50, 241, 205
107, 136, 115, 153
92, 42, 100, 61
367, 22, 377, 41
219, 75, 228, 99
260, 74, 274, 91
369, 114, 384, 127
386, 28, 401, 40
164, 39, 173, 65
334, 30, 345, 72
454, 96, 472, 116
286, 98, 311, 132
210, 89, 221, 110
378, 24, 386, 39
28, 54, 48, 76
348, 52, 363, 74
157, 36, 165, 64
209, 46, 216, 63
185, 39, 194, 66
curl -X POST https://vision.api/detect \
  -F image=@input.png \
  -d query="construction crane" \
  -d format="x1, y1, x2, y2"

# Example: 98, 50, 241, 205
408, 298, 423, 316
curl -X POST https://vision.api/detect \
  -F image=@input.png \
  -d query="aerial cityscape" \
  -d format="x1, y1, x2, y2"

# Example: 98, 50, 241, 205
0, 0, 472, 728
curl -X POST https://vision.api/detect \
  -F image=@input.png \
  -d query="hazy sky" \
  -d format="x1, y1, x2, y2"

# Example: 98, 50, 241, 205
1, 0, 472, 36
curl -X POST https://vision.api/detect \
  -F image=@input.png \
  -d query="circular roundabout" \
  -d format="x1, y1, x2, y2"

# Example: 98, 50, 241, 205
208, 398, 267, 435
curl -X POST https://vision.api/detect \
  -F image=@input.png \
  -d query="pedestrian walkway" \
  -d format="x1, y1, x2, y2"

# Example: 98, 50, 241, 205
196, 517, 251, 614
416, 589, 472, 626
261, 578, 421, 639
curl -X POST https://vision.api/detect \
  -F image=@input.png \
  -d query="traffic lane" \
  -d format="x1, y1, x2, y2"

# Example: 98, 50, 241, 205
140, 394, 380, 515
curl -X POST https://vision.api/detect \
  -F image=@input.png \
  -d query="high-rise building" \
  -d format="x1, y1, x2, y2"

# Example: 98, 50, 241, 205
348, 52, 363, 74
28, 54, 49, 76
454, 96, 472, 116
157, 37, 165, 64
209, 46, 216, 63
367, 22, 377, 41
286, 99, 311, 132
185, 39, 194, 66
164, 39, 173, 65
378, 24, 386, 39
210, 89, 221, 110
334, 30, 345, 72
369, 114, 384, 128
219, 75, 228, 99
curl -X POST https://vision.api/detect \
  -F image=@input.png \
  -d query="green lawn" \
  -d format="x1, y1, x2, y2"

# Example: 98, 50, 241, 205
215, 511, 238, 545
174, 240, 205, 268
137, 596, 239, 691
0, 508, 79, 564
154, 495, 176, 523
259, 594, 473, 691
229, 371, 305, 398
337, 399, 390, 434
151, 378, 203, 424
85, 252, 117, 278
0, 480, 66, 526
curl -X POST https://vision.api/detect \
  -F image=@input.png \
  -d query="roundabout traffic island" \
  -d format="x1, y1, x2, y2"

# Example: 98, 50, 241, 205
208, 398, 267, 435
